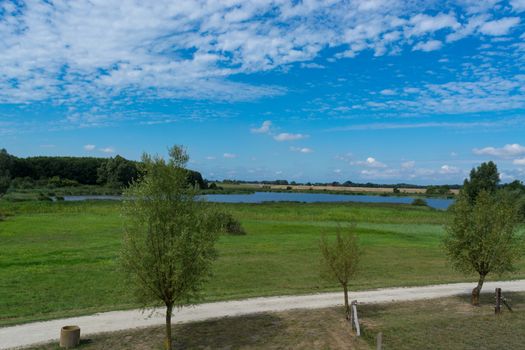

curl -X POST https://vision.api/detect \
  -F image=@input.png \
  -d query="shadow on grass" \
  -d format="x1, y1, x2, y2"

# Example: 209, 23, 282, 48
174, 313, 283, 349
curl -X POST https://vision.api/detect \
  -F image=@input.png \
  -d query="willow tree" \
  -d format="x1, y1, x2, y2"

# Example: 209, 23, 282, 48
121, 145, 219, 350
320, 226, 360, 318
444, 190, 522, 305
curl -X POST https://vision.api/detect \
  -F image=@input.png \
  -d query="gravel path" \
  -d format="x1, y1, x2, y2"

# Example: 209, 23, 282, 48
2, 279, 525, 349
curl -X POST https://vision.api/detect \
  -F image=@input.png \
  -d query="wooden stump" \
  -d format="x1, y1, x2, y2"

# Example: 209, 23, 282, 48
60, 325, 80, 348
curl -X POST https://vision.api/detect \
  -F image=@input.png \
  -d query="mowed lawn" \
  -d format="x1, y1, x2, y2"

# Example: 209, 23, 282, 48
1, 200, 524, 326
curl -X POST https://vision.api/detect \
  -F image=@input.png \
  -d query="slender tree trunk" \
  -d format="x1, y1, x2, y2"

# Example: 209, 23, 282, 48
343, 284, 350, 319
165, 304, 174, 350
471, 274, 486, 306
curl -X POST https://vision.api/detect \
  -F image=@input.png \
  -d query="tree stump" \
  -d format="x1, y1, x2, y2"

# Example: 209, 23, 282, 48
60, 325, 80, 348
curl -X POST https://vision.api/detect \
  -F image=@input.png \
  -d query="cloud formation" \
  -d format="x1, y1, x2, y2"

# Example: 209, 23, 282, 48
0, 1, 522, 105
251, 120, 272, 134
353, 157, 387, 168
290, 146, 314, 153
473, 143, 525, 158
274, 133, 308, 142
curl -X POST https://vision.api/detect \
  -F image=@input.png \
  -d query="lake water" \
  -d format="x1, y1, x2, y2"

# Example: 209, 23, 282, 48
63, 192, 453, 210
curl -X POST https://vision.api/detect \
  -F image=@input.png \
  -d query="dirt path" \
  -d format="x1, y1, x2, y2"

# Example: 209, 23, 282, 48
2, 280, 525, 349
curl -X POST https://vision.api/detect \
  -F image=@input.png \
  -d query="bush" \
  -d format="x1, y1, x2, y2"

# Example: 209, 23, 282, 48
411, 198, 428, 206
38, 193, 52, 201
213, 212, 246, 235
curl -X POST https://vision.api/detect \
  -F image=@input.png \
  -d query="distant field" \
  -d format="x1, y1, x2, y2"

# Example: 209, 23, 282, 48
0, 200, 522, 326
218, 182, 459, 195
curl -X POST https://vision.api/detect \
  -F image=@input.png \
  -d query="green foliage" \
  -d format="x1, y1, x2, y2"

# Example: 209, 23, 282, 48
426, 185, 451, 195
462, 161, 500, 203
0, 175, 10, 196
212, 212, 246, 235
444, 190, 522, 304
0, 149, 206, 194
501, 180, 525, 221
411, 198, 428, 206
97, 155, 139, 188
120, 145, 219, 349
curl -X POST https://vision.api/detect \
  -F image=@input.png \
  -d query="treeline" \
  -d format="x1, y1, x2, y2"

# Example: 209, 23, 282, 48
221, 179, 462, 190
0, 149, 206, 191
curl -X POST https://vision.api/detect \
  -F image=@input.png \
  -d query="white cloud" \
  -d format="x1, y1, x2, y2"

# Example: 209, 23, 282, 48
274, 133, 308, 142
511, 0, 525, 12
300, 62, 325, 69
353, 157, 387, 168
478, 17, 521, 36
407, 13, 459, 36
401, 160, 415, 169
99, 147, 115, 154
250, 120, 272, 134
223, 153, 237, 159
205, 156, 216, 160
333, 169, 342, 174
473, 144, 525, 158
413, 40, 443, 52
380, 89, 397, 96
513, 158, 525, 165
0, 1, 516, 107
84, 144, 96, 151
290, 146, 313, 153
439, 165, 460, 174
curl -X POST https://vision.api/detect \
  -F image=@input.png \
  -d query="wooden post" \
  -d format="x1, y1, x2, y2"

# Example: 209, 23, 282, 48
351, 300, 360, 337
376, 332, 383, 350
495, 288, 501, 314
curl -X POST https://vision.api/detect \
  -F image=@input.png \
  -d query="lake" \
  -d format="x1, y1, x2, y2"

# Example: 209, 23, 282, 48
62, 192, 453, 210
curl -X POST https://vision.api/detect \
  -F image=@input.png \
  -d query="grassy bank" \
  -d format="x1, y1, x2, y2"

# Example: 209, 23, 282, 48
1, 200, 523, 326
26, 293, 525, 350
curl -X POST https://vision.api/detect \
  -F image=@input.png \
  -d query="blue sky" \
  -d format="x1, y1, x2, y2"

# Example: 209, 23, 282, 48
1, 0, 525, 184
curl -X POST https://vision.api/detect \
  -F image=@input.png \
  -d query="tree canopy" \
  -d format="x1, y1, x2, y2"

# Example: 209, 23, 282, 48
463, 161, 500, 203
0, 149, 206, 190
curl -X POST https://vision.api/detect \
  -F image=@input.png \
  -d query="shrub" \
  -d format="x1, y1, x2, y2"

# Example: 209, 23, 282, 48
213, 212, 246, 235
411, 198, 428, 206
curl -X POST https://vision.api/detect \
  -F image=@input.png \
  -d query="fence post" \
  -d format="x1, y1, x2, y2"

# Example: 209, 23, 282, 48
351, 300, 360, 336
376, 332, 383, 350
495, 288, 501, 314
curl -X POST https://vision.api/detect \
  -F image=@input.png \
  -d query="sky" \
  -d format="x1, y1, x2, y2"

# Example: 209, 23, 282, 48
1, 0, 525, 185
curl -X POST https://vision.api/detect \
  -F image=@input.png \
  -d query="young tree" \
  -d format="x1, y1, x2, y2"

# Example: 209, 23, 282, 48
319, 226, 360, 318
120, 145, 219, 350
444, 190, 522, 305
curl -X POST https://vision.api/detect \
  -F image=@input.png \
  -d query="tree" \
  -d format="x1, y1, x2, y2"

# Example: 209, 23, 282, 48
97, 155, 139, 188
463, 161, 500, 203
444, 190, 522, 305
319, 226, 360, 318
120, 145, 220, 350
0, 175, 10, 197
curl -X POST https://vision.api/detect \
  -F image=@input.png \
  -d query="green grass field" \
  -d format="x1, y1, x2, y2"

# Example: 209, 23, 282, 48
1, 200, 524, 326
